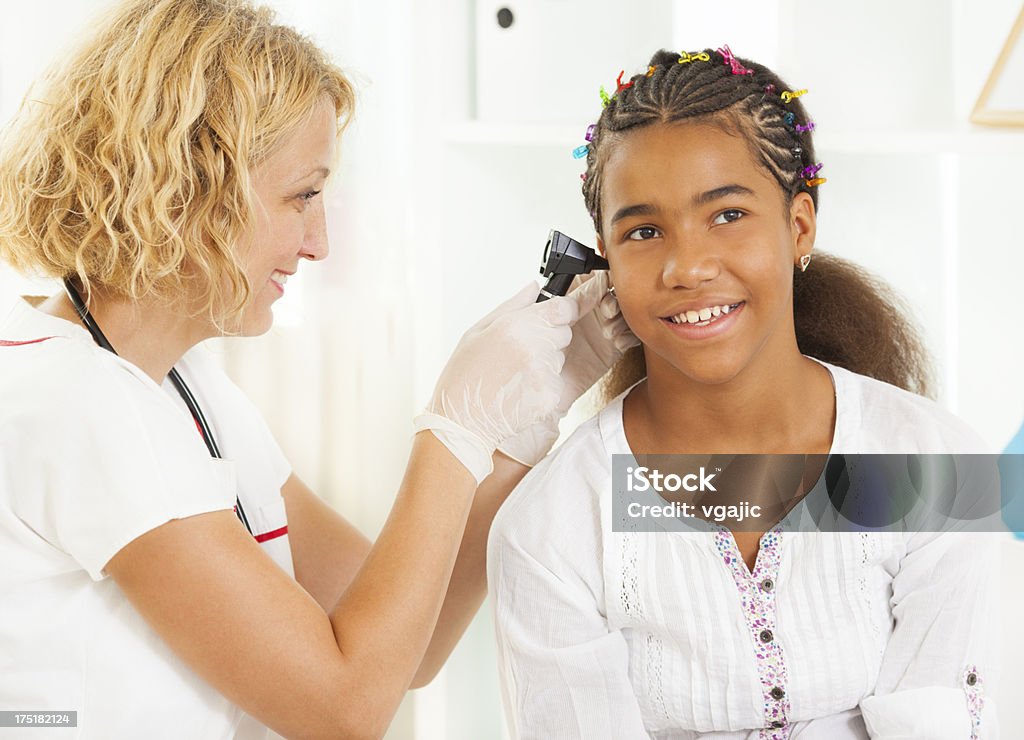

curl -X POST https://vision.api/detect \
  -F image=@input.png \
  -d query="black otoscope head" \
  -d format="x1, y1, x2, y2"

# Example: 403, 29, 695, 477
537, 230, 610, 302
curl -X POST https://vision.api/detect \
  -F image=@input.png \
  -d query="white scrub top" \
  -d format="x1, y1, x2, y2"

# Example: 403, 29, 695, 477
0, 296, 293, 739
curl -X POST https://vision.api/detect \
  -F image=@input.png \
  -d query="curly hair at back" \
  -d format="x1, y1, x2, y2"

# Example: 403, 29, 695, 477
0, 0, 355, 328
589, 48, 933, 401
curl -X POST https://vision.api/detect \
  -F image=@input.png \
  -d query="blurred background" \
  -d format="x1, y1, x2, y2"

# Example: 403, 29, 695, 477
1, 0, 1022, 737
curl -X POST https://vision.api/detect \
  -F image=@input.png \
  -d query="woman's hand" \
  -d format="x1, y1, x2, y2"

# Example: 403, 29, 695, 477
415, 274, 638, 481
499, 271, 638, 467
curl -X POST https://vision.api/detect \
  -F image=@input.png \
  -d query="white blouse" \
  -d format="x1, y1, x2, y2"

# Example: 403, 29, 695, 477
487, 360, 1005, 740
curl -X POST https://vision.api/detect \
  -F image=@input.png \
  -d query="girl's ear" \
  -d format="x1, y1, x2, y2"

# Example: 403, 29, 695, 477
790, 191, 816, 265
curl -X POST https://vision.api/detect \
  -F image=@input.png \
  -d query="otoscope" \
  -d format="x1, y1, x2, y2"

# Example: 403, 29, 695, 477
537, 230, 610, 302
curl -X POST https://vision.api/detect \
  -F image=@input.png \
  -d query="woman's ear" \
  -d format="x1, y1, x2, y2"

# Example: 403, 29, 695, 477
790, 192, 816, 266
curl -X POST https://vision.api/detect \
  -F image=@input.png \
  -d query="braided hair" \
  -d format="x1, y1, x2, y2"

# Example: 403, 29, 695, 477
590, 48, 934, 400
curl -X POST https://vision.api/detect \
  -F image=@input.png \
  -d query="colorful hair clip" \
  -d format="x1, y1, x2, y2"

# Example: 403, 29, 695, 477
795, 121, 816, 133
764, 84, 776, 94
572, 144, 589, 159
585, 124, 596, 142
799, 163, 824, 179
780, 89, 808, 103
600, 86, 612, 107
580, 172, 588, 182
647, 65, 656, 77
677, 51, 710, 64
783, 111, 796, 127
717, 44, 754, 75
804, 177, 826, 187
616, 71, 633, 94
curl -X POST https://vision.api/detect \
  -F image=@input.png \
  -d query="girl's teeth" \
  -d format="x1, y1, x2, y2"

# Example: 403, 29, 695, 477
668, 303, 740, 325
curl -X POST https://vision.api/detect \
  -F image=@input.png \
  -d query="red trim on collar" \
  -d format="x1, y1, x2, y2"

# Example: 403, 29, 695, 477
0, 337, 57, 346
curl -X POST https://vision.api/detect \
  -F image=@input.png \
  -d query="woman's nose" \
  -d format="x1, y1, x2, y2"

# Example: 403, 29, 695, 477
300, 202, 330, 262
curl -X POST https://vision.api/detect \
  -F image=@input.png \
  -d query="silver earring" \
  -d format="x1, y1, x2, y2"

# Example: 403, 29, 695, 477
799, 254, 812, 272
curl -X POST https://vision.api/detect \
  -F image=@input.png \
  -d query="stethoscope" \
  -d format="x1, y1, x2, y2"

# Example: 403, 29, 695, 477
63, 278, 253, 535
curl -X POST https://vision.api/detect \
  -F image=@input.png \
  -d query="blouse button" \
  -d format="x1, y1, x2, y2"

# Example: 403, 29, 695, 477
759, 629, 774, 643
770, 686, 786, 700
967, 673, 978, 686
761, 578, 774, 592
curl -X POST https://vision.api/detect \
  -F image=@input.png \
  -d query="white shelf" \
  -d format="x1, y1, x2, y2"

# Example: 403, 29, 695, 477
445, 120, 1024, 156
815, 128, 1024, 155
444, 121, 587, 147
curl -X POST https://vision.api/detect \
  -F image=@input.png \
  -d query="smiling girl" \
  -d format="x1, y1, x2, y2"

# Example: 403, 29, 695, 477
488, 48, 1001, 739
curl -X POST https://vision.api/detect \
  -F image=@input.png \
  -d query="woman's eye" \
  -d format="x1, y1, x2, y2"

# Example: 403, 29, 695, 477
626, 226, 661, 241
712, 209, 745, 225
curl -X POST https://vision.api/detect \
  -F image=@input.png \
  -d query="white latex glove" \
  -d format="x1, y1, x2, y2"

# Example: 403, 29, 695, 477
413, 282, 581, 483
498, 271, 639, 467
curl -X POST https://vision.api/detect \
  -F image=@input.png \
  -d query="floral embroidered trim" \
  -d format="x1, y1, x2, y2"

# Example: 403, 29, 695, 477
963, 664, 984, 740
714, 524, 791, 739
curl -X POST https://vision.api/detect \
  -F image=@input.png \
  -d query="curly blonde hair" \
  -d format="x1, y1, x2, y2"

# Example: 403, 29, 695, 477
0, 0, 355, 326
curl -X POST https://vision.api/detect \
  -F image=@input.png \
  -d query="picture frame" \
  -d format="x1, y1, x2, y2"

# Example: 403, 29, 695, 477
971, 5, 1024, 126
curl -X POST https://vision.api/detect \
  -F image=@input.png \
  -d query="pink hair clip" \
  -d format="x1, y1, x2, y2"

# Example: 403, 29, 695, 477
717, 44, 753, 76
615, 70, 633, 94
800, 162, 824, 179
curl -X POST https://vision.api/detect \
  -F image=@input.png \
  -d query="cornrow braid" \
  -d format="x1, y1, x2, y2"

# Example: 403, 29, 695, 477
583, 48, 818, 236
590, 48, 935, 401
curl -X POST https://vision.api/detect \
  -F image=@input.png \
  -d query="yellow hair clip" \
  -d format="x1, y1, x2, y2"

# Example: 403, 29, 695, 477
781, 89, 808, 104
647, 65, 656, 77
677, 51, 710, 64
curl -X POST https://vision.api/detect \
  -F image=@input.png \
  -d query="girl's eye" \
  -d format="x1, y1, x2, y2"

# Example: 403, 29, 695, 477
712, 209, 745, 225
626, 226, 661, 241
298, 190, 322, 203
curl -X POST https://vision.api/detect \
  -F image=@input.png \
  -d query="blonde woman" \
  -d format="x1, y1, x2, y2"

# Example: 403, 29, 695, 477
0, 1, 633, 738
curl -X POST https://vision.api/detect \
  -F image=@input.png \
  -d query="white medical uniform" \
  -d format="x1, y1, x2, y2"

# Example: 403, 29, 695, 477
0, 297, 293, 739
488, 359, 1005, 740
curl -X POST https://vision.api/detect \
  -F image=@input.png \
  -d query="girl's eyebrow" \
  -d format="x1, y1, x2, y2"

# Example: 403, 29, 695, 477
610, 203, 658, 226
610, 184, 756, 226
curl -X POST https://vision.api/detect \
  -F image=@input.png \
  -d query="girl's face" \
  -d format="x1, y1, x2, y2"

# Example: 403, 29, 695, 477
236, 99, 338, 335
597, 121, 815, 387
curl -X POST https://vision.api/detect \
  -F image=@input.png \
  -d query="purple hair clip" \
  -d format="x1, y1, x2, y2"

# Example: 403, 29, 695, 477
717, 44, 754, 76
800, 162, 824, 179
795, 121, 816, 133
585, 124, 596, 142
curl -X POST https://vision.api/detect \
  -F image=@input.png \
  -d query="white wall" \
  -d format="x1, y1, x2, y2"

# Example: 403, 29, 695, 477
1, 0, 1021, 738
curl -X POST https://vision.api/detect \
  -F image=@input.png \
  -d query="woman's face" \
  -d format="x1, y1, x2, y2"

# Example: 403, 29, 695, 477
597, 121, 815, 387
236, 99, 338, 335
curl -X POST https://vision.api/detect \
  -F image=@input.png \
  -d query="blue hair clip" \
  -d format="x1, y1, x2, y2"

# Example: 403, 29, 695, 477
572, 144, 589, 159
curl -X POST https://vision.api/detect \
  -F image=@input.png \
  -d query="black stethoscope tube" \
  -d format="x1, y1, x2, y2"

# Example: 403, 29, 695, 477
62, 278, 252, 535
